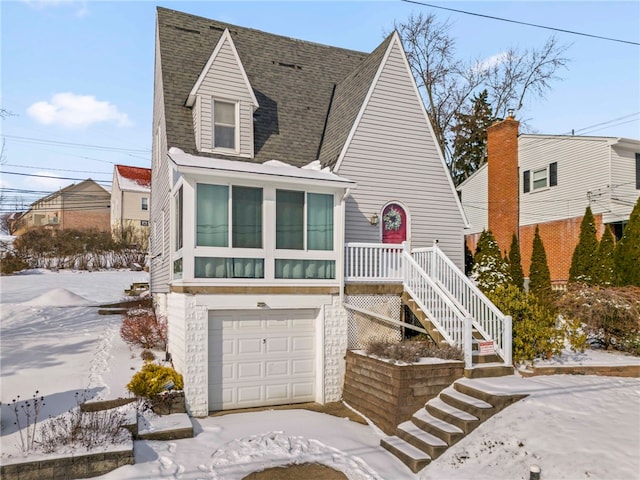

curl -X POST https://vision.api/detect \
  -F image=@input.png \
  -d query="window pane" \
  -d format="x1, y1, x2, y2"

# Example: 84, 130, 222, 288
214, 101, 235, 124
307, 193, 333, 250
232, 186, 262, 248
533, 169, 547, 190
195, 257, 264, 278
276, 190, 304, 249
275, 259, 335, 279
197, 184, 229, 247
214, 125, 235, 149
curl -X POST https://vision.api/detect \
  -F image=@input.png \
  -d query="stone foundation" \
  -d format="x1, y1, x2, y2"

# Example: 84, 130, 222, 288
343, 350, 464, 435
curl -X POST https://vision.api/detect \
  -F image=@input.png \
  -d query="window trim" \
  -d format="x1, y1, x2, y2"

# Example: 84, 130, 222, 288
532, 167, 548, 190
212, 98, 239, 153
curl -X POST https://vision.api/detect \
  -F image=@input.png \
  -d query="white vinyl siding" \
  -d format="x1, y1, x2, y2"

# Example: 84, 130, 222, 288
150, 26, 171, 293
519, 136, 611, 226
457, 165, 488, 235
335, 40, 465, 268
191, 36, 254, 157
607, 144, 640, 222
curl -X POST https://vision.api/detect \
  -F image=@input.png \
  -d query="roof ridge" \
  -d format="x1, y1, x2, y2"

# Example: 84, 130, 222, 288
157, 6, 368, 57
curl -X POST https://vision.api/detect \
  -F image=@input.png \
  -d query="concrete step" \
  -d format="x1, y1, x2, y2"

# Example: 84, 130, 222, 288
464, 364, 515, 379
439, 387, 495, 421
411, 408, 464, 446
397, 421, 448, 459
454, 381, 528, 410
380, 436, 432, 473
425, 397, 479, 434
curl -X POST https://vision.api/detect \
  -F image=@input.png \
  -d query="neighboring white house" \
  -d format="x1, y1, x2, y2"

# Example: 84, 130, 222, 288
110, 165, 151, 245
457, 117, 640, 284
151, 7, 475, 417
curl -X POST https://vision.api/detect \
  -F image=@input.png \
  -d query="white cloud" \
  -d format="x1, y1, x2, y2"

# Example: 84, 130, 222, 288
27, 93, 132, 129
475, 52, 510, 73
21, 0, 88, 17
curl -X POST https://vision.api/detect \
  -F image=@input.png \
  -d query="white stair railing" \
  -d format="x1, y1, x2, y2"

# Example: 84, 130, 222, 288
413, 242, 512, 366
402, 248, 473, 368
344, 243, 404, 282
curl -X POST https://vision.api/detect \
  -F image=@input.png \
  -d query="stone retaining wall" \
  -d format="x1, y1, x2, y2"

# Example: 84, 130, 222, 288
342, 350, 464, 435
0, 447, 134, 480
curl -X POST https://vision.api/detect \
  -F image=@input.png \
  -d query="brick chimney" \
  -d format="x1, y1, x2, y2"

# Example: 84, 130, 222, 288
487, 112, 519, 256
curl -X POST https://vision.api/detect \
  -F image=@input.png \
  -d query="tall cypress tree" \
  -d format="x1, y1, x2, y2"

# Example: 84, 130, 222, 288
569, 206, 598, 285
529, 225, 552, 299
593, 225, 615, 286
614, 197, 640, 286
507, 233, 525, 290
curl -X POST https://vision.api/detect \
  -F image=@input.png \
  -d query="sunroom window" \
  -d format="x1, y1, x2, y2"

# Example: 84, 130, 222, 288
213, 100, 236, 150
276, 190, 333, 250
196, 184, 262, 248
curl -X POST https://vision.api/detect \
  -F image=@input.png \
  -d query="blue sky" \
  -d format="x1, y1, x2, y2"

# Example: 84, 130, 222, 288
1, 0, 639, 209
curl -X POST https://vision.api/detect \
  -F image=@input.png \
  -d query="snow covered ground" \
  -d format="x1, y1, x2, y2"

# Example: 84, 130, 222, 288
1, 269, 639, 479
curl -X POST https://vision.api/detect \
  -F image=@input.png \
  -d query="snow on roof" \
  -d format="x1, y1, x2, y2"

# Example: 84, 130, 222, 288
168, 148, 356, 187
115, 165, 151, 192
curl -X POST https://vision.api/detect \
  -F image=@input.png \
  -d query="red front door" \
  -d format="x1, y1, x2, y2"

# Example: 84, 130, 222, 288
382, 203, 407, 244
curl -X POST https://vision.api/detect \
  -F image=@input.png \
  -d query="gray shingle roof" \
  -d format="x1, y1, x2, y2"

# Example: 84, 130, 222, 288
156, 7, 388, 168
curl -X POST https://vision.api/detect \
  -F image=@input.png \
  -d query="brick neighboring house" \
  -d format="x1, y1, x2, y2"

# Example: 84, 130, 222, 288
17, 179, 111, 234
457, 114, 640, 286
110, 165, 151, 243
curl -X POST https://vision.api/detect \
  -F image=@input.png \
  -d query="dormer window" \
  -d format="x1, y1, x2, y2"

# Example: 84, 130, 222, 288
213, 100, 237, 150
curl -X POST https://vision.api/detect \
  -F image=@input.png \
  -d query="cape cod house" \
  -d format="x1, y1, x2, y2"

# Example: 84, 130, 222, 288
151, 7, 511, 420
457, 115, 640, 286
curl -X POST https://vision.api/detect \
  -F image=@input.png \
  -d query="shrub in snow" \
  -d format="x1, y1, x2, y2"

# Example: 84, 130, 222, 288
528, 226, 553, 305
507, 233, 525, 291
140, 349, 156, 362
127, 363, 184, 398
487, 285, 564, 364
0, 251, 29, 275
120, 308, 167, 350
592, 226, 615, 286
366, 338, 464, 363
614, 197, 640, 287
557, 285, 640, 355
470, 230, 510, 293
569, 206, 599, 285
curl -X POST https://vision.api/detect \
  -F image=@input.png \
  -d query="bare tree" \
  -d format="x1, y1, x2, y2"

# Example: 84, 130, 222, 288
394, 12, 570, 175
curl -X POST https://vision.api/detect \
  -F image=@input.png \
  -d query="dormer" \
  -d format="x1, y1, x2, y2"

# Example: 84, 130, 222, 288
186, 29, 259, 158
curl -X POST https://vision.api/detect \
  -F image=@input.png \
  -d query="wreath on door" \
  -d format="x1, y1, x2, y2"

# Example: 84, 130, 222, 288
383, 206, 402, 231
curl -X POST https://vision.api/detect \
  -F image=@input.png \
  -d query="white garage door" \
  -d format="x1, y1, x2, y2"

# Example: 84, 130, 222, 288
208, 309, 316, 411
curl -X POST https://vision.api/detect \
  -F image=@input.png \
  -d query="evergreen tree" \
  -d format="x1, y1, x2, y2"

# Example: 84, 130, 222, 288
614, 197, 640, 286
593, 225, 615, 286
464, 241, 474, 276
450, 89, 494, 185
528, 226, 552, 300
471, 229, 510, 293
569, 206, 598, 285
507, 233, 525, 290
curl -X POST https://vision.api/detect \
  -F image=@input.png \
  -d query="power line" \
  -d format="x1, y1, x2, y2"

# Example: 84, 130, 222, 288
0, 134, 150, 153
1, 171, 111, 184
3, 163, 114, 175
402, 0, 640, 46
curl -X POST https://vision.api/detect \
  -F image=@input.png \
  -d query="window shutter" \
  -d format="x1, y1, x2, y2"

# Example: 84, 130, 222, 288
636, 153, 640, 190
549, 162, 558, 187
523, 170, 530, 193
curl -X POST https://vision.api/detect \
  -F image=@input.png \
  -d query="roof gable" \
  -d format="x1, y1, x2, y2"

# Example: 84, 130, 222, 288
156, 7, 368, 167
318, 33, 394, 169
186, 28, 258, 108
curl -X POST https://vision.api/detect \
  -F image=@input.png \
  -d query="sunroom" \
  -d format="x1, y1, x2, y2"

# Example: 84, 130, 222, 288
167, 148, 356, 288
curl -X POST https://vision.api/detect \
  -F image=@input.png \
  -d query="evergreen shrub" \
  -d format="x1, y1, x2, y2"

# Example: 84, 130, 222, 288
614, 198, 640, 286
127, 363, 184, 398
569, 206, 598, 284
471, 230, 510, 293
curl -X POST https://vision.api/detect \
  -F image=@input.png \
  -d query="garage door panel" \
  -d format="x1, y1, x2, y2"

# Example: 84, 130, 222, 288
208, 309, 317, 410
237, 361, 262, 379
266, 360, 289, 376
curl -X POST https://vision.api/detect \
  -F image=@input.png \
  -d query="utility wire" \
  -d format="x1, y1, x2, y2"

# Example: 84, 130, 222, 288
0, 134, 150, 153
401, 0, 640, 46
1, 171, 111, 184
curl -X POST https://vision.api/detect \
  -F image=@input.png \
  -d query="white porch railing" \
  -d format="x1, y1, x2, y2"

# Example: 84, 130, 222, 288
402, 250, 473, 368
413, 243, 512, 366
344, 242, 404, 282
344, 242, 512, 368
